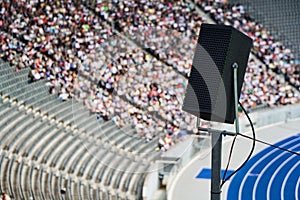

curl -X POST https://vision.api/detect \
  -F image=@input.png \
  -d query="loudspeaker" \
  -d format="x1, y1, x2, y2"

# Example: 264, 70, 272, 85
182, 23, 253, 124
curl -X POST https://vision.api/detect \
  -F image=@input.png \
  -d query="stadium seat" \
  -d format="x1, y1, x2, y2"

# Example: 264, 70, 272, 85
33, 128, 65, 163
13, 120, 49, 154
41, 130, 73, 165
17, 160, 25, 200
1, 111, 32, 151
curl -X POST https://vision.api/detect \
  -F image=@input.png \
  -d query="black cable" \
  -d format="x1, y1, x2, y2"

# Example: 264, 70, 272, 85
220, 103, 300, 187
221, 131, 237, 185
220, 102, 256, 188
237, 133, 300, 156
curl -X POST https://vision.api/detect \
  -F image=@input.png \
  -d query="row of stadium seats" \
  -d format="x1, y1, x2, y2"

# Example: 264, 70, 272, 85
0, 60, 159, 199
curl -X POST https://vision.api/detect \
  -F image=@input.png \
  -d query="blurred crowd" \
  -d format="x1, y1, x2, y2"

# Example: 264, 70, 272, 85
87, 0, 300, 109
0, 0, 299, 151
194, 0, 300, 107
88, 0, 204, 76
0, 0, 197, 148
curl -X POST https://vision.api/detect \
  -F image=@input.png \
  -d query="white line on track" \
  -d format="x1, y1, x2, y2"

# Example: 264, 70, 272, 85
252, 137, 300, 200
281, 160, 300, 200
295, 177, 300, 200
238, 137, 299, 200
266, 145, 300, 200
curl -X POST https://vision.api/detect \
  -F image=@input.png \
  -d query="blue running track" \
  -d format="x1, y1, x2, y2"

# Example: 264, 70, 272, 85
227, 134, 300, 200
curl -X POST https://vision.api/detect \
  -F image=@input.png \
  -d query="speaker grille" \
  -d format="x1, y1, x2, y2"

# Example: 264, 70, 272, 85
198, 27, 232, 75
190, 25, 231, 112
183, 24, 252, 124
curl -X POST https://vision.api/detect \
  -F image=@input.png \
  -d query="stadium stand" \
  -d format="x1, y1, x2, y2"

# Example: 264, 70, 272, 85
0, 60, 157, 199
84, 0, 299, 110
193, 0, 300, 102
230, 0, 300, 61
1, 0, 299, 139
0, 0, 299, 199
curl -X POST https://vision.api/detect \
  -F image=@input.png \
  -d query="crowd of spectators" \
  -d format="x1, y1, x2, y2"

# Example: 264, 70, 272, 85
240, 58, 298, 107
87, 0, 204, 76
0, 0, 198, 147
0, 0, 299, 151
194, 0, 300, 107
87, 0, 300, 109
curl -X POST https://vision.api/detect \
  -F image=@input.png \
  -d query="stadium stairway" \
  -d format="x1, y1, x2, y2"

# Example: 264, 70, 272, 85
0, 60, 161, 199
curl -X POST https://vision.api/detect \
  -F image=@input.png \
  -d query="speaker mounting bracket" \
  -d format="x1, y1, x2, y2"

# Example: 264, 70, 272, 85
196, 62, 241, 200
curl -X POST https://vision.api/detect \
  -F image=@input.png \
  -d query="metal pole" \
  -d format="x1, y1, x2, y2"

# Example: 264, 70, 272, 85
233, 63, 240, 134
203, 63, 240, 200
198, 127, 236, 136
197, 117, 200, 129
211, 130, 222, 200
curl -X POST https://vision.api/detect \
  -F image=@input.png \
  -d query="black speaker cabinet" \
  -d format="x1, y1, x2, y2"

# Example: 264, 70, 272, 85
182, 23, 253, 124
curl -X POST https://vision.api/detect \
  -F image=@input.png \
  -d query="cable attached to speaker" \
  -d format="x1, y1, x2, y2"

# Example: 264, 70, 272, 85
220, 102, 256, 188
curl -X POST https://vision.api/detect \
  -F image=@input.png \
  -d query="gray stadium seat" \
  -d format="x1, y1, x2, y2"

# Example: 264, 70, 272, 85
87, 184, 96, 200
66, 177, 73, 200
0, 104, 18, 123
17, 160, 25, 200
30, 94, 58, 111
57, 173, 63, 200
0, 152, 7, 194
11, 119, 47, 154
77, 144, 103, 177
49, 133, 80, 168
68, 140, 97, 174
34, 128, 65, 163
59, 137, 90, 172
38, 166, 46, 200
27, 163, 35, 200
86, 149, 109, 180
41, 130, 73, 165
111, 158, 132, 190
1, 111, 31, 150
15, 120, 49, 155
0, 67, 18, 79
48, 171, 56, 200
7, 155, 15, 198
23, 123, 57, 158
113, 128, 136, 147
